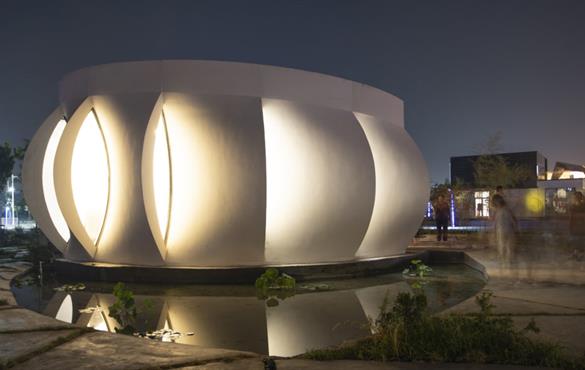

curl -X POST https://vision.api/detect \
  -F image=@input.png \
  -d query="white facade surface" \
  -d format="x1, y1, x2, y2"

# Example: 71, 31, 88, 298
23, 60, 429, 267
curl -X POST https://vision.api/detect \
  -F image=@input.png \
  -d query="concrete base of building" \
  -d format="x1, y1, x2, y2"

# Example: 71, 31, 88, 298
47, 250, 486, 284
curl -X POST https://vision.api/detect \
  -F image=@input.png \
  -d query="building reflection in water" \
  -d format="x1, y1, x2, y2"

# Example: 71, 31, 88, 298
44, 282, 418, 356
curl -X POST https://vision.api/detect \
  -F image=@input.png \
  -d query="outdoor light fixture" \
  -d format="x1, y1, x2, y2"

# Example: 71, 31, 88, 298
23, 60, 429, 267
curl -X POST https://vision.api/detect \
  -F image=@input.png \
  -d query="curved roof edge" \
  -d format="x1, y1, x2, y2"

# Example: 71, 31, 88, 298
58, 60, 404, 127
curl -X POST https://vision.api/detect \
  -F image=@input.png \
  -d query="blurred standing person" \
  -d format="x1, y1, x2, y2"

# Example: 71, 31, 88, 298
489, 185, 505, 219
492, 194, 518, 266
569, 191, 585, 261
433, 194, 450, 242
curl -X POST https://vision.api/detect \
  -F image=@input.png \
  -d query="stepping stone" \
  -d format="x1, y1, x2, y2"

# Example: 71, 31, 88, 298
0, 308, 73, 332
12, 331, 258, 370
0, 329, 80, 367
0, 290, 17, 307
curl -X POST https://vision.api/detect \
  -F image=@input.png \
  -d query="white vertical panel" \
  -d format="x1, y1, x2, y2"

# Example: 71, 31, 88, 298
91, 93, 164, 265
162, 93, 266, 266
263, 99, 375, 263
23, 107, 70, 252
355, 112, 429, 258
42, 119, 70, 243
54, 98, 98, 259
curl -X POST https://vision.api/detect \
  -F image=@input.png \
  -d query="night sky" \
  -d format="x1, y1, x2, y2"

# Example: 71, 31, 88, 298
1, 0, 584, 183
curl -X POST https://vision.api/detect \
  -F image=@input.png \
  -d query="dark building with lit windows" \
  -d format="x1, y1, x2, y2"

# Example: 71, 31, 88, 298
443, 151, 585, 223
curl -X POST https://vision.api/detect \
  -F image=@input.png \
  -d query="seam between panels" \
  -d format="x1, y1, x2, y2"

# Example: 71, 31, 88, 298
161, 109, 173, 261
352, 111, 377, 256
92, 109, 112, 259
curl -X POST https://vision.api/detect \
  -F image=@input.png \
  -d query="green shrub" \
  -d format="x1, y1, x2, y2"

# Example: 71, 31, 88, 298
303, 291, 585, 369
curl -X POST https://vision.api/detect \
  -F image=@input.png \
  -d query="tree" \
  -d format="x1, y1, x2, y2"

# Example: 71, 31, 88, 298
430, 180, 451, 202
0, 142, 16, 188
473, 133, 530, 189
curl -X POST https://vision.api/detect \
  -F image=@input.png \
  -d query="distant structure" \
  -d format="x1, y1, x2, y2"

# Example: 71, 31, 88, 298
450, 151, 548, 188
551, 162, 585, 180
23, 60, 429, 267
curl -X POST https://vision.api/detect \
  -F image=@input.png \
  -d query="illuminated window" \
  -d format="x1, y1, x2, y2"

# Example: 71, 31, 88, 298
42, 119, 70, 242
474, 191, 490, 218
71, 110, 110, 246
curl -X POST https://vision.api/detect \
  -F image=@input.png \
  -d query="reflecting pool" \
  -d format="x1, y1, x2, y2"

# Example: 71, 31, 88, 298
13, 265, 484, 356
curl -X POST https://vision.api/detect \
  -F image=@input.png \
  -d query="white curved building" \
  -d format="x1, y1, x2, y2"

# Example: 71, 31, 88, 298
23, 60, 429, 267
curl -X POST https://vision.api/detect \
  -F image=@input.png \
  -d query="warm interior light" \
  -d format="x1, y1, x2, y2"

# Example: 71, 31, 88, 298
152, 113, 172, 244
54, 294, 73, 323
559, 170, 585, 179
71, 110, 110, 246
42, 119, 70, 242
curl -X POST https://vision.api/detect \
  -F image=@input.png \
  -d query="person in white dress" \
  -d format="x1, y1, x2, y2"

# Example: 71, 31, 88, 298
492, 194, 517, 266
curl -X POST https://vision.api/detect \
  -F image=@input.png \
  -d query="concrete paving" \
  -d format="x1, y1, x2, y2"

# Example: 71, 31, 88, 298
0, 263, 29, 307
10, 331, 257, 370
0, 329, 81, 366
0, 308, 74, 332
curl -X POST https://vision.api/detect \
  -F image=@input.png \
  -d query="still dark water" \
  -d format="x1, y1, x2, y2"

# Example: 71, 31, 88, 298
12, 265, 484, 356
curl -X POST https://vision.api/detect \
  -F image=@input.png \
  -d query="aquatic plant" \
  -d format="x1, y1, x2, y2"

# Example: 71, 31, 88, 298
402, 259, 432, 278
255, 268, 297, 306
255, 268, 296, 291
108, 282, 137, 334
54, 283, 85, 292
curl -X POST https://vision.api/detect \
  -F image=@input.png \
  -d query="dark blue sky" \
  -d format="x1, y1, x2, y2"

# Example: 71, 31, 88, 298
1, 0, 584, 183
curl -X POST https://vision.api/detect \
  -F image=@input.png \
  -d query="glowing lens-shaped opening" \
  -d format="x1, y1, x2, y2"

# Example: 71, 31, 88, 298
71, 110, 110, 245
153, 113, 172, 244
42, 119, 70, 242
